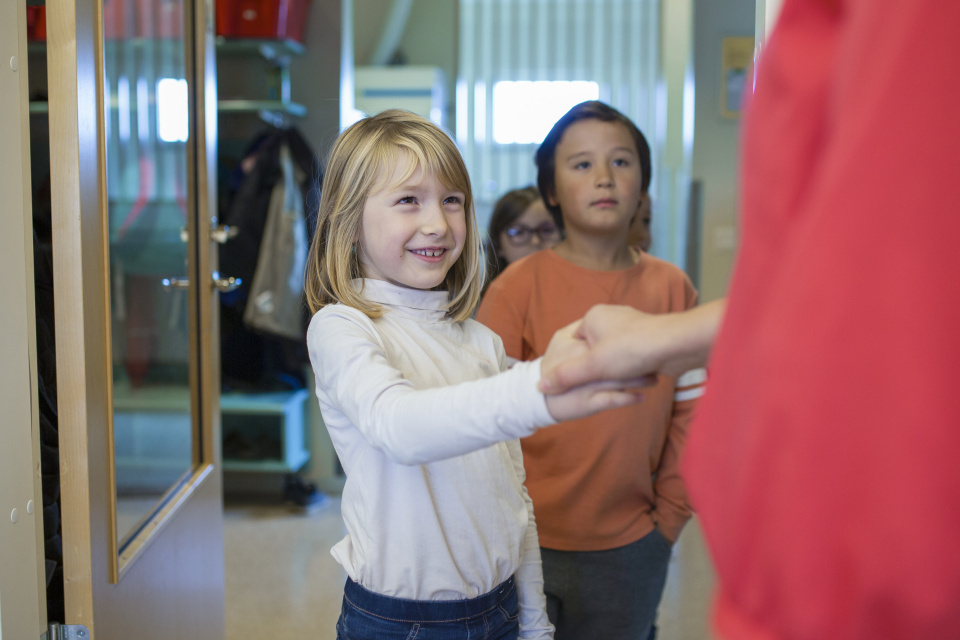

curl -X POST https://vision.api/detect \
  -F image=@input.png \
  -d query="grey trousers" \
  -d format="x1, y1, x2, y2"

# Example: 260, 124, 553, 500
541, 528, 672, 640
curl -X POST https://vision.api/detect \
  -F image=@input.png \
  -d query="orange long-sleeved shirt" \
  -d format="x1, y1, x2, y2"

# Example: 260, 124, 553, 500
477, 249, 703, 550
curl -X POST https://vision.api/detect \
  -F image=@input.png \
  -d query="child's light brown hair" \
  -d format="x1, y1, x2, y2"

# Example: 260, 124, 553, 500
304, 109, 483, 321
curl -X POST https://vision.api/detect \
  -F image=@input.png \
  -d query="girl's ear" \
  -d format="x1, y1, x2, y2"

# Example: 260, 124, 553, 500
547, 190, 559, 207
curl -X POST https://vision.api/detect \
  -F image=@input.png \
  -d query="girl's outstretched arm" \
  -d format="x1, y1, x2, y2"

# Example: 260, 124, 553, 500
308, 306, 640, 466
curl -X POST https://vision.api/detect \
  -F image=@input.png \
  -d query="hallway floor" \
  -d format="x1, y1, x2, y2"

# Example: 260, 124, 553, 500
224, 496, 718, 640
223, 497, 347, 639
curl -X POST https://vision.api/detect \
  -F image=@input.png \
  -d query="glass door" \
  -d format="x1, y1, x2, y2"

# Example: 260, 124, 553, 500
104, 0, 197, 552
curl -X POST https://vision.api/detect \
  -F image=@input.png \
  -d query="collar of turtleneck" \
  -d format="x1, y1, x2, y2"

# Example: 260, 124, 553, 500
351, 278, 452, 323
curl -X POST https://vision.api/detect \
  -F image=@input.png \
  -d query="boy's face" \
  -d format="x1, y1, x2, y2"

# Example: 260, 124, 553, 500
548, 119, 643, 239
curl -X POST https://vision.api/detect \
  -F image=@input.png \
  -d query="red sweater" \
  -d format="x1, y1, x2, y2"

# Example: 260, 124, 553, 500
684, 1, 960, 639
478, 249, 702, 549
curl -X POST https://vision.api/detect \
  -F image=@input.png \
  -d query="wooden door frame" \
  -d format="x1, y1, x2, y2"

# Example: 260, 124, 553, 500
0, 0, 47, 637
47, 0, 225, 635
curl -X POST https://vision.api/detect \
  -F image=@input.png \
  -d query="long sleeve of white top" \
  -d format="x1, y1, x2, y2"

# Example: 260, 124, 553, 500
309, 305, 555, 466
506, 437, 555, 638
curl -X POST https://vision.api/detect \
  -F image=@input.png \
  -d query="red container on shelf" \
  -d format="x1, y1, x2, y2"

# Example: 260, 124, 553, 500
216, 0, 311, 43
26, 6, 46, 42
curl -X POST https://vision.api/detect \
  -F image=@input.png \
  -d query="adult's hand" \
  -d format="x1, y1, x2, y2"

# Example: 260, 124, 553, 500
539, 299, 726, 394
540, 321, 653, 421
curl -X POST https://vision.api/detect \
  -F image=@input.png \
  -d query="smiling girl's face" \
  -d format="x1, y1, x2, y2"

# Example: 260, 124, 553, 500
358, 154, 467, 291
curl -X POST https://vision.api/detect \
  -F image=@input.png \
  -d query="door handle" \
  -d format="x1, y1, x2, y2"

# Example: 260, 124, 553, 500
212, 271, 242, 292
178, 224, 239, 244
161, 277, 190, 290
211, 224, 239, 244
162, 273, 243, 292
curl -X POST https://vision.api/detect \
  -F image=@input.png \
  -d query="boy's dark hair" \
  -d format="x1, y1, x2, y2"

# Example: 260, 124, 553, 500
535, 101, 652, 222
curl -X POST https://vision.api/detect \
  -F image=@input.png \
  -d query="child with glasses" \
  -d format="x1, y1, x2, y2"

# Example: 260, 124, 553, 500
484, 186, 562, 291
477, 101, 706, 640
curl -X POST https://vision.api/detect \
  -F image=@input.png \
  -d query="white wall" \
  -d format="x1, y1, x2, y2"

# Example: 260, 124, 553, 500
353, 0, 458, 130
691, 0, 756, 302
290, 0, 346, 157
656, 0, 696, 271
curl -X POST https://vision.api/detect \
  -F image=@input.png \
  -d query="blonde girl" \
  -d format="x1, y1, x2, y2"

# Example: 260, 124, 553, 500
304, 110, 639, 640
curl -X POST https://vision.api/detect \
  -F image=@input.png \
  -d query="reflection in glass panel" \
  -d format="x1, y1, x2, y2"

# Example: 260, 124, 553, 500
104, 0, 194, 549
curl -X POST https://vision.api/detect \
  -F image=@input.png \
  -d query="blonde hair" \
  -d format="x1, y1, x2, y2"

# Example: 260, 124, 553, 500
305, 110, 483, 322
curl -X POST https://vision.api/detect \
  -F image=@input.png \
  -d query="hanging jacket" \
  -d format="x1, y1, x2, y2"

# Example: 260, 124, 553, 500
218, 127, 320, 391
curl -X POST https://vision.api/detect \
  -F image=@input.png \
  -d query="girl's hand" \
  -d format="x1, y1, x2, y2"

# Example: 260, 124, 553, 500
543, 380, 645, 422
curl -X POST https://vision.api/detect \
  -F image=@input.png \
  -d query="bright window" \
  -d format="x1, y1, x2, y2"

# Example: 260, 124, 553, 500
157, 78, 189, 143
492, 81, 599, 144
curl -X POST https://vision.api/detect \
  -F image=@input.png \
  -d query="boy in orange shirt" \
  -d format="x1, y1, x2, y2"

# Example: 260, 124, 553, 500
477, 101, 705, 640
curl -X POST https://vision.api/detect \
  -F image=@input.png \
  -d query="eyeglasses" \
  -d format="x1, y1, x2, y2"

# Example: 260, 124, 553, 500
503, 222, 561, 247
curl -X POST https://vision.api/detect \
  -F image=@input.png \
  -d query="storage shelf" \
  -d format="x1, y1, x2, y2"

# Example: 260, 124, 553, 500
222, 453, 310, 473
220, 389, 308, 411
218, 100, 306, 126
221, 389, 311, 473
215, 37, 305, 62
218, 99, 306, 117
111, 384, 311, 474
216, 37, 306, 123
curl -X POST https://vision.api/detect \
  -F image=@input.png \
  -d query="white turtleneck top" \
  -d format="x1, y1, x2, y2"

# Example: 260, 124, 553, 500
306, 279, 555, 638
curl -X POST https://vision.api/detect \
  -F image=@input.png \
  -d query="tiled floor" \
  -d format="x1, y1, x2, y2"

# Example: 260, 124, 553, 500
223, 497, 347, 640
658, 518, 720, 640
223, 496, 718, 639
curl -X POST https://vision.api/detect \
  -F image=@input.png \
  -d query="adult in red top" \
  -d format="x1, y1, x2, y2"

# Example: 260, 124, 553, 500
541, 0, 960, 638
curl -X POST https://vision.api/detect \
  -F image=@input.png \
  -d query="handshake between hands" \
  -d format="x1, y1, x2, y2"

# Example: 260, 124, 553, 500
537, 302, 721, 423
538, 305, 657, 423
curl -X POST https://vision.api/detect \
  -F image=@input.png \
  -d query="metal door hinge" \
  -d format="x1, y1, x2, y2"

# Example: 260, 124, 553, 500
47, 623, 91, 640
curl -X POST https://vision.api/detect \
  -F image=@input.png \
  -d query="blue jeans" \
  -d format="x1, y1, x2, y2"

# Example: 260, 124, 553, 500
542, 528, 673, 640
336, 575, 520, 640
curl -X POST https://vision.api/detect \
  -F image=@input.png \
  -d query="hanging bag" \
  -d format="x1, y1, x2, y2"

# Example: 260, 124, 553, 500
243, 143, 308, 340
